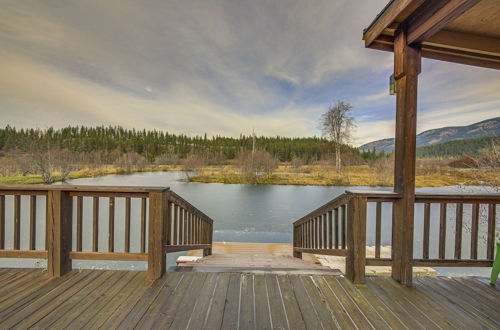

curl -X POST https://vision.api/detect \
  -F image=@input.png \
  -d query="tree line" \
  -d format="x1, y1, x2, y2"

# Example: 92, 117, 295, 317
0, 125, 377, 164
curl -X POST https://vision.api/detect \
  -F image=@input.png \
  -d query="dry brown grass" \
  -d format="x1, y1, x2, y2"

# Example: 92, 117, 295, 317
191, 164, 498, 187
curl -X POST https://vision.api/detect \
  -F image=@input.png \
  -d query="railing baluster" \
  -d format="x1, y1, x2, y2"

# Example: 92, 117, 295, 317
183, 209, 188, 245
140, 197, 147, 253
304, 221, 308, 248
375, 202, 382, 258
181, 208, 185, 245
318, 215, 323, 249
77, 196, 83, 252
198, 216, 201, 244
323, 213, 327, 249
314, 217, 318, 249
166, 201, 172, 247
189, 212, 193, 244
341, 205, 346, 249
334, 208, 339, 249
14, 195, 21, 250
439, 203, 447, 259
0, 195, 4, 249
30, 195, 37, 250
193, 214, 196, 244
487, 204, 496, 260
454, 203, 463, 259
423, 203, 430, 259
173, 205, 178, 245
109, 197, 115, 252
125, 197, 131, 253
328, 210, 333, 250
471, 204, 479, 259
93, 196, 99, 252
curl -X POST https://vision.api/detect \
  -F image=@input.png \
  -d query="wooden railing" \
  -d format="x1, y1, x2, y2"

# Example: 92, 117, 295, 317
0, 185, 214, 280
293, 190, 499, 284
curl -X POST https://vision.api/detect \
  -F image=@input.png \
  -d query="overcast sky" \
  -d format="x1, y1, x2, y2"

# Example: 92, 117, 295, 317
1, 0, 499, 145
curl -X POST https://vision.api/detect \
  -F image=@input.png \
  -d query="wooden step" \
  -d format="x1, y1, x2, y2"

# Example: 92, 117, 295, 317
175, 253, 338, 274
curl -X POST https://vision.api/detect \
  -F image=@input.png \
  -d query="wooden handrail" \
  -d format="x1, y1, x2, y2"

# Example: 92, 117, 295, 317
168, 191, 213, 224
0, 185, 214, 280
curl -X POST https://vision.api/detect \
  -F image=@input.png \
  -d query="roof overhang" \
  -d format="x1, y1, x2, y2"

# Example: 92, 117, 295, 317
363, 0, 500, 70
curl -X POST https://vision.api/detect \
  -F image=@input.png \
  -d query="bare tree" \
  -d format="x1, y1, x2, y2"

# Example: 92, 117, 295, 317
321, 101, 355, 173
181, 153, 207, 181
237, 149, 277, 181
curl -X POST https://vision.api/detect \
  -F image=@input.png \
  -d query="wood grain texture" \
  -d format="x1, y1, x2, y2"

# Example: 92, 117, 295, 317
46, 190, 73, 277
345, 195, 367, 284
391, 24, 420, 285
1, 269, 499, 329
147, 191, 166, 280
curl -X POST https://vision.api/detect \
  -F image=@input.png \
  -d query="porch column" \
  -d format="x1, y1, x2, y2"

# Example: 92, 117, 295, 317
391, 24, 421, 286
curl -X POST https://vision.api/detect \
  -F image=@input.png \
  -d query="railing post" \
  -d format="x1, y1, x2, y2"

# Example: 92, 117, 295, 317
203, 221, 213, 256
46, 189, 73, 277
345, 195, 366, 284
148, 190, 168, 280
293, 225, 302, 258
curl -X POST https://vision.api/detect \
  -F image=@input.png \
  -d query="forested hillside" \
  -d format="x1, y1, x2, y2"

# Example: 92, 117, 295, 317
416, 136, 498, 158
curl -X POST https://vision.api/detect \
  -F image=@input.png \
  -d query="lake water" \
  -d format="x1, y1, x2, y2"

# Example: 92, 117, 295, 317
1, 171, 496, 276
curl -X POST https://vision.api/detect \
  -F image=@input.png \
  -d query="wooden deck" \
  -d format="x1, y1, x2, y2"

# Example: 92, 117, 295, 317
0, 268, 499, 329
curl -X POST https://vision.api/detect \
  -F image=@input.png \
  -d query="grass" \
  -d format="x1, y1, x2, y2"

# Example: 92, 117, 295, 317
190, 164, 499, 187
0, 165, 182, 185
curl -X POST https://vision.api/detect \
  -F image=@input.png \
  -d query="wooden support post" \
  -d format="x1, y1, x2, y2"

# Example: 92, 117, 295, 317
148, 191, 168, 280
46, 190, 73, 277
391, 24, 421, 286
345, 196, 367, 284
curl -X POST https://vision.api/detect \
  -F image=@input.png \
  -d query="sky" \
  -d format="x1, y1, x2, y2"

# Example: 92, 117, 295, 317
1, 0, 499, 146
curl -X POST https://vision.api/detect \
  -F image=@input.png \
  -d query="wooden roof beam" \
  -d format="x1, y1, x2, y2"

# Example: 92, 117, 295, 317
364, 0, 426, 47
370, 34, 500, 70
426, 30, 500, 57
406, 0, 481, 45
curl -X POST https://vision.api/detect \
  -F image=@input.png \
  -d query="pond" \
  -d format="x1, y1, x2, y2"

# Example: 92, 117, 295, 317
1, 171, 496, 276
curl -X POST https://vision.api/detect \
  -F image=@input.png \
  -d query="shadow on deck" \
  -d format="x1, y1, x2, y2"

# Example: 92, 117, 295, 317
0, 268, 499, 329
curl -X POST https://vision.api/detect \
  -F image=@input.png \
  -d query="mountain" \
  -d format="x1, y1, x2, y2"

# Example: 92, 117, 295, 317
359, 117, 500, 153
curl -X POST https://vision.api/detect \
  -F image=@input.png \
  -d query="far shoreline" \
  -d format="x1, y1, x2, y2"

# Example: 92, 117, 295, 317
0, 164, 496, 188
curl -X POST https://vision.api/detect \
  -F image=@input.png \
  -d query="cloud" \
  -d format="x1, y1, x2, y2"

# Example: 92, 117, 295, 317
0, 0, 498, 144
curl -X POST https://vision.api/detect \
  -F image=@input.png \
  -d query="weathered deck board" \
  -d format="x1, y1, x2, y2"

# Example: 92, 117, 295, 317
0, 268, 498, 329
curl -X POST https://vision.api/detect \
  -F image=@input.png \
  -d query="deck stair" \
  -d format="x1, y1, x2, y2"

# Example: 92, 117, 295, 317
175, 242, 339, 274
175, 253, 339, 274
